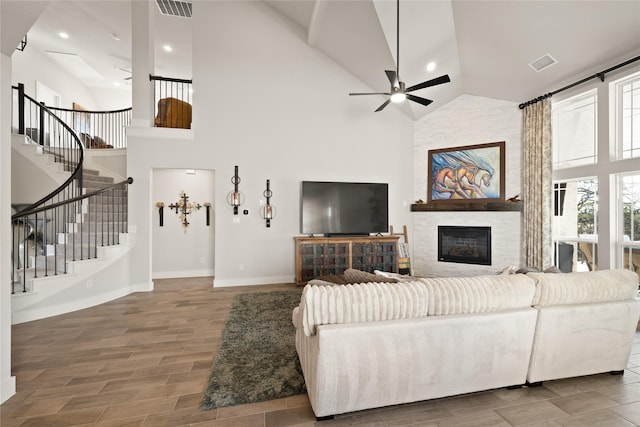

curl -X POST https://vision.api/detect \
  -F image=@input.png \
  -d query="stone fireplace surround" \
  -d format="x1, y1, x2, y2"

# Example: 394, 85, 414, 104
413, 211, 521, 278
412, 95, 523, 278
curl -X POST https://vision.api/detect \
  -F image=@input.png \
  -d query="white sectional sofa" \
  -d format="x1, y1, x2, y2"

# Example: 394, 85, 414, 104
526, 269, 640, 384
291, 269, 640, 419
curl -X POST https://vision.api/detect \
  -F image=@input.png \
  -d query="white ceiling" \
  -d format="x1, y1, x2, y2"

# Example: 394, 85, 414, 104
4, 0, 640, 120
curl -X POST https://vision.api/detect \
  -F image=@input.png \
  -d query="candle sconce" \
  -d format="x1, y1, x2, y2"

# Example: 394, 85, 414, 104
227, 165, 244, 215
260, 179, 277, 228
156, 202, 165, 226
204, 203, 211, 226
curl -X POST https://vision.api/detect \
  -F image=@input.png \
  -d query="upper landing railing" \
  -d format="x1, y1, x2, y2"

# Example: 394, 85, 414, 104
151, 74, 193, 129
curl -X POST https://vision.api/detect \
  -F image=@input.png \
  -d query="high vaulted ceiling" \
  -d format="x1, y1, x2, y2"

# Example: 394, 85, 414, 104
4, 0, 640, 120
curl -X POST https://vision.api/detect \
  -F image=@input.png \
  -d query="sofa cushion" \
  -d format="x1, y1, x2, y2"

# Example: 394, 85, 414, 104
299, 281, 429, 336
416, 274, 536, 315
529, 269, 639, 306
343, 268, 397, 283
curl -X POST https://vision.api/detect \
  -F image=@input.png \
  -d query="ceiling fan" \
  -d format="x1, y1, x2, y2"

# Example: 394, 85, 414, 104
349, 0, 451, 112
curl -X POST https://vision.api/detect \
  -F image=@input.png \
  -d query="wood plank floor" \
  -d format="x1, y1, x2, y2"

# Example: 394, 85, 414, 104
1, 277, 639, 426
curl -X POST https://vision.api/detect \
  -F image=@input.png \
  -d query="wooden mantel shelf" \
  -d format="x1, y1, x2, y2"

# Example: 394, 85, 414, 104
411, 201, 523, 212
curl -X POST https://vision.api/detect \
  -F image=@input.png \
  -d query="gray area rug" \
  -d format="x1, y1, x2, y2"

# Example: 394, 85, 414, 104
200, 288, 306, 410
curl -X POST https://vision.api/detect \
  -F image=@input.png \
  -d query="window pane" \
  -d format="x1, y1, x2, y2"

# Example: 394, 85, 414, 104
619, 174, 640, 280
552, 90, 598, 169
553, 178, 598, 272
622, 175, 640, 241
615, 73, 640, 160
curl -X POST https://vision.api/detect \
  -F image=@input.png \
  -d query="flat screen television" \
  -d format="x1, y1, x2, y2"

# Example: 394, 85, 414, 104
301, 181, 389, 236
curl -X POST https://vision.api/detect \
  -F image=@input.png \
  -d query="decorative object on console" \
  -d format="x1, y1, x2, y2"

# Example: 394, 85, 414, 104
156, 202, 165, 226
428, 141, 505, 204
227, 165, 244, 215
260, 179, 276, 228
168, 191, 202, 231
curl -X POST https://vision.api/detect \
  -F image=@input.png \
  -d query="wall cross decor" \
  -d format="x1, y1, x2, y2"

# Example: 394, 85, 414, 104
156, 191, 210, 231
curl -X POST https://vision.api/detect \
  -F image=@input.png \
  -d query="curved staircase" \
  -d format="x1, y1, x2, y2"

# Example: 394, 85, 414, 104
10, 85, 134, 323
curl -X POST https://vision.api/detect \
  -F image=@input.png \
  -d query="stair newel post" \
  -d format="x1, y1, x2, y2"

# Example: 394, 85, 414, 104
18, 83, 25, 135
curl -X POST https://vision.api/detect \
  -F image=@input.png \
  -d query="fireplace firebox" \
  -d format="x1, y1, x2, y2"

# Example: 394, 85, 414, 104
438, 226, 491, 265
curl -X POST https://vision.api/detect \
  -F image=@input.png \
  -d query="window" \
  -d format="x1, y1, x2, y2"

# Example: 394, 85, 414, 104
617, 174, 640, 279
552, 89, 597, 169
552, 178, 598, 272
552, 65, 640, 274
613, 71, 640, 160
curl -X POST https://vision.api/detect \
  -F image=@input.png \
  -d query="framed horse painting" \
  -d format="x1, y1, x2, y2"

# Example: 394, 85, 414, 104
427, 141, 505, 203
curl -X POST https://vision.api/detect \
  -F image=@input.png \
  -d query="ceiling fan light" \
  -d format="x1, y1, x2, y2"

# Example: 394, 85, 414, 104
390, 91, 406, 103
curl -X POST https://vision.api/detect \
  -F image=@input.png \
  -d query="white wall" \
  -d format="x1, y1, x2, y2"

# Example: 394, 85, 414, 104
11, 47, 130, 110
127, 1, 414, 289
11, 139, 61, 204
412, 94, 522, 277
152, 168, 215, 279
1, 50, 17, 404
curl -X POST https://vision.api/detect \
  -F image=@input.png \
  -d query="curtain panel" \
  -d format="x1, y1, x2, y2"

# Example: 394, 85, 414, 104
522, 100, 553, 269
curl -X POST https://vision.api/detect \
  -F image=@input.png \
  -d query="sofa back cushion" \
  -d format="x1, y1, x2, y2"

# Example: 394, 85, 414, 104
300, 281, 429, 336
530, 269, 639, 306
416, 274, 537, 315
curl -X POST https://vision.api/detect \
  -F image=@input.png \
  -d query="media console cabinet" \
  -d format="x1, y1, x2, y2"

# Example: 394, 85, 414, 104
294, 235, 400, 283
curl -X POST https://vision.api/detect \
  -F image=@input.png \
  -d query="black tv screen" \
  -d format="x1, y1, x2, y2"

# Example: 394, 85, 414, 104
301, 181, 389, 236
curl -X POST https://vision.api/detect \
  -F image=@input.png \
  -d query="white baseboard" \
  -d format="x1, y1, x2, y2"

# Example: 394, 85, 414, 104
0, 375, 16, 404
152, 269, 214, 279
213, 275, 294, 287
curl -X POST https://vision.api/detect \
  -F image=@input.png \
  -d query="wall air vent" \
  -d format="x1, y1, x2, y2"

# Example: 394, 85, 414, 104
156, 0, 192, 18
529, 53, 558, 72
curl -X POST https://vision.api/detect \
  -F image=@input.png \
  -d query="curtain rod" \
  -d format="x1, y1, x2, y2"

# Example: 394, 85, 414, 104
518, 54, 640, 109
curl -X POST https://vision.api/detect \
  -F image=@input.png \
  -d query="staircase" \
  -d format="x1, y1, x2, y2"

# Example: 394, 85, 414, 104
10, 84, 134, 324
12, 138, 131, 295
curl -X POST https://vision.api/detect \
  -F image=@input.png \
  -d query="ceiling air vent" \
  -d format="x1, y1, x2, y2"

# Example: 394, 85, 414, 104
529, 53, 558, 72
156, 0, 192, 18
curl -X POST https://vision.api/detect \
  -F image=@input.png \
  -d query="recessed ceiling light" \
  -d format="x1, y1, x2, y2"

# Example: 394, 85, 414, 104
163, 44, 173, 52
59, 32, 69, 39
113, 82, 121, 86
426, 62, 436, 72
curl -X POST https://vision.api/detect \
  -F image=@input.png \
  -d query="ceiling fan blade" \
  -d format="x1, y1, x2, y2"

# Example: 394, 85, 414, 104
406, 74, 451, 93
375, 99, 391, 112
406, 94, 433, 107
349, 92, 390, 96
385, 70, 399, 87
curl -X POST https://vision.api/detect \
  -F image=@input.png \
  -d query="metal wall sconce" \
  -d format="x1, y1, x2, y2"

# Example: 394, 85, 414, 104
156, 202, 165, 226
260, 179, 276, 228
204, 203, 211, 226
169, 191, 201, 231
227, 165, 244, 215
